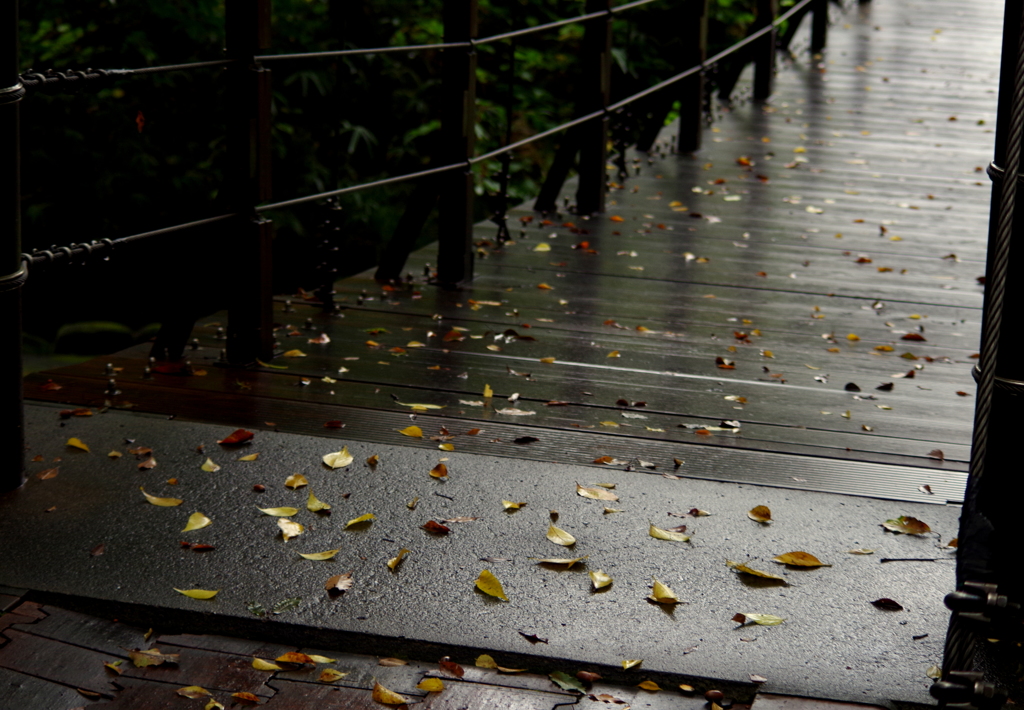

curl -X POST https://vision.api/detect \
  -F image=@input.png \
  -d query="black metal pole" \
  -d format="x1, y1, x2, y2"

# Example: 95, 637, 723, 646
810, 0, 828, 54
0, 0, 26, 493
753, 0, 778, 100
225, 0, 275, 365
676, 0, 708, 154
576, 0, 611, 215
436, 0, 477, 286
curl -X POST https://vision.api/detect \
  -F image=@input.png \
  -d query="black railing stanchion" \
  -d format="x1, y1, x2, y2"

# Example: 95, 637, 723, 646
437, 0, 478, 286
753, 0, 778, 100
810, 0, 828, 54
576, 0, 612, 215
225, 0, 275, 365
676, 0, 708, 154
1, 0, 26, 493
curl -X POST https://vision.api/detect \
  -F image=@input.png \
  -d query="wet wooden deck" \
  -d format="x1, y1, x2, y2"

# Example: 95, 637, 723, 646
26, 0, 997, 505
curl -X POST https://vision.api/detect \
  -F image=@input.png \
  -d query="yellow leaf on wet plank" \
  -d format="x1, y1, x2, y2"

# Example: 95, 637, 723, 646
726, 559, 787, 583
476, 654, 498, 669
547, 524, 576, 546
846, 333, 860, 341
395, 400, 444, 410
319, 668, 349, 682
607, 351, 621, 358
502, 500, 526, 510
439, 443, 455, 451
475, 569, 508, 600
577, 482, 619, 501
140, 487, 183, 507
205, 700, 225, 710
638, 680, 661, 691
278, 518, 304, 541
649, 524, 690, 542
417, 678, 445, 692
200, 458, 221, 472
258, 506, 299, 517
648, 578, 680, 604
533, 242, 551, 252
307, 654, 336, 664
285, 474, 308, 489
387, 548, 410, 570
537, 283, 554, 290
399, 425, 423, 438
174, 588, 219, 600
182, 512, 212, 532
252, 658, 284, 671
622, 659, 643, 670
539, 357, 556, 364
534, 555, 588, 569
748, 505, 772, 522
590, 569, 613, 589
67, 437, 90, 452
299, 549, 340, 561
772, 551, 831, 567
177, 686, 212, 698
345, 513, 375, 528
282, 349, 307, 357
322, 446, 354, 469
372, 681, 410, 705
483, 384, 494, 398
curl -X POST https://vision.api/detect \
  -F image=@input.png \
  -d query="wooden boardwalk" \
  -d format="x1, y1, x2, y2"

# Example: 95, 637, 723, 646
9, 0, 1005, 706
27, 0, 997, 503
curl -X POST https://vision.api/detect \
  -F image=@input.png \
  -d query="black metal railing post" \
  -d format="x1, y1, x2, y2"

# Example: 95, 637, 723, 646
576, 0, 612, 215
0, 0, 26, 493
753, 0, 778, 100
934, 0, 1024, 702
437, 0, 478, 286
810, 0, 828, 54
676, 0, 708, 154
225, 0, 275, 364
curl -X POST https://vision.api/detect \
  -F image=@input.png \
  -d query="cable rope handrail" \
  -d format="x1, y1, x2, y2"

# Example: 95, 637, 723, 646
23, 0, 816, 257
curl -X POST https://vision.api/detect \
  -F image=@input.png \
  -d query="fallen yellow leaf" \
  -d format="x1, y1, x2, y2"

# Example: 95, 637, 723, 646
726, 559, 787, 583
577, 482, 619, 501
439, 443, 455, 452
622, 659, 643, 670
430, 462, 449, 479
319, 668, 348, 682
67, 437, 90, 452
590, 569, 613, 589
399, 425, 423, 438
177, 686, 212, 698
298, 549, 340, 561
387, 548, 410, 570
882, 516, 931, 535
533, 242, 552, 252
638, 680, 661, 691
322, 446, 354, 468
546, 524, 576, 546
258, 506, 299, 517
182, 512, 212, 532
539, 357, 556, 364
502, 500, 525, 510
282, 349, 307, 357
173, 588, 219, 600
307, 654, 336, 664
648, 522, 690, 542
733, 612, 785, 626
372, 681, 409, 705
772, 551, 831, 567
238, 453, 259, 462
252, 658, 283, 671
307, 491, 330, 512
278, 518, 303, 541
648, 578, 680, 604
285, 474, 308, 489
483, 384, 494, 398
205, 699, 225, 710
140, 487, 183, 507
475, 654, 498, 669
534, 555, 588, 569
200, 458, 220, 472
475, 569, 508, 600
345, 513, 375, 528
417, 678, 445, 692
607, 350, 621, 358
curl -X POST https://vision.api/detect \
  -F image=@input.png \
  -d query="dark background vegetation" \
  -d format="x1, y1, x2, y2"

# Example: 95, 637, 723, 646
18, 0, 766, 362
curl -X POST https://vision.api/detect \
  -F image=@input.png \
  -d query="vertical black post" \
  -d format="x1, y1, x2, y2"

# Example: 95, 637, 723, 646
676, 0, 708, 154
0, 0, 26, 493
576, 0, 611, 215
437, 0, 477, 286
753, 0, 778, 100
933, 0, 1024, 701
810, 0, 828, 54
225, 0, 274, 364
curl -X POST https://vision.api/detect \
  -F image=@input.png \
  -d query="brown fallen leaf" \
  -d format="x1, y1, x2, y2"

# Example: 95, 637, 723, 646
218, 429, 254, 445
439, 656, 465, 678
325, 571, 354, 593
772, 551, 830, 567
882, 516, 931, 535
748, 505, 772, 523
231, 692, 261, 706
378, 657, 408, 666
422, 520, 451, 534
577, 482, 619, 501
128, 648, 180, 667
871, 598, 904, 611
726, 560, 787, 583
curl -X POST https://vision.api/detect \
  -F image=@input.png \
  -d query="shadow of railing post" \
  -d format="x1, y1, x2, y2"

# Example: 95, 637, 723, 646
437, 0, 479, 287
224, 0, 275, 365
1, 0, 26, 494
576, 0, 613, 216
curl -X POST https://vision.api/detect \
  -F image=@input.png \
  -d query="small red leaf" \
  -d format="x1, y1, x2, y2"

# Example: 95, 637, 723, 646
218, 429, 254, 445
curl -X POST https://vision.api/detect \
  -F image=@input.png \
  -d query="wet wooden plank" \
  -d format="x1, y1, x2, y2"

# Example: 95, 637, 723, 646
0, 628, 121, 696
0, 666, 93, 710
14, 605, 148, 656
263, 679, 399, 709
155, 631, 298, 664
418, 679, 568, 709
